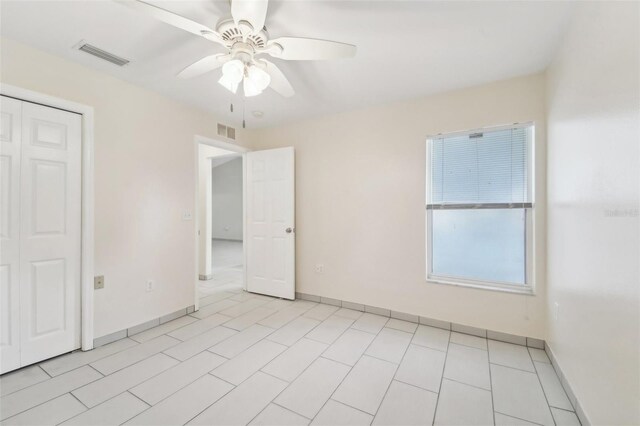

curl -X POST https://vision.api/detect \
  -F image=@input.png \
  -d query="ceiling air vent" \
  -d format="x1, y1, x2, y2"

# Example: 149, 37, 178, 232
76, 42, 130, 66
217, 124, 236, 141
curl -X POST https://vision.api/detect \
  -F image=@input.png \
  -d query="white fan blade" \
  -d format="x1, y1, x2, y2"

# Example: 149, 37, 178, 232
267, 37, 356, 60
115, 0, 224, 45
178, 54, 230, 79
231, 0, 268, 34
260, 60, 294, 97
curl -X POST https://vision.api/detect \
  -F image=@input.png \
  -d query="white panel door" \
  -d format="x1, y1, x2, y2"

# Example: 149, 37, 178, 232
246, 147, 295, 299
18, 101, 82, 367
0, 96, 23, 373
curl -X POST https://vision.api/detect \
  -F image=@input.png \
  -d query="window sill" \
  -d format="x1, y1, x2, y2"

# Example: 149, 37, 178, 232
426, 277, 535, 296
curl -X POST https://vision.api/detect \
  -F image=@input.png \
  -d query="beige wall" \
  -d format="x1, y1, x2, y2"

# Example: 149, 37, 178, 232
545, 2, 640, 424
249, 73, 548, 338
0, 38, 249, 339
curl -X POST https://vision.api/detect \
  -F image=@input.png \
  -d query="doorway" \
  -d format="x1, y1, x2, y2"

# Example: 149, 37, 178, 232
195, 137, 247, 307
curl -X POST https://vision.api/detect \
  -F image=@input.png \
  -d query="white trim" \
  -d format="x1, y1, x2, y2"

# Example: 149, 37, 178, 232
193, 135, 249, 312
1, 83, 95, 351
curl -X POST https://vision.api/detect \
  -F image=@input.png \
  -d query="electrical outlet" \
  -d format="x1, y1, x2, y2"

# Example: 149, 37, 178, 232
315, 264, 324, 274
182, 211, 193, 221
146, 280, 154, 292
553, 302, 560, 321
94, 275, 104, 290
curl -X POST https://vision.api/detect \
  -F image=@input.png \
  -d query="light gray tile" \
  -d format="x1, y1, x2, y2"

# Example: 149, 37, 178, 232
491, 364, 554, 426
306, 316, 354, 344
311, 400, 372, 426
200, 291, 235, 306
488, 340, 535, 372
303, 304, 340, 321
165, 326, 237, 361
291, 300, 319, 311
488, 330, 527, 346
341, 301, 365, 312
190, 299, 239, 320
73, 354, 178, 408
373, 380, 437, 426
550, 408, 581, 426
322, 328, 375, 366
130, 351, 226, 405
90, 335, 179, 375
190, 372, 287, 425
267, 317, 320, 346
0, 365, 50, 396
419, 317, 451, 330
386, 318, 418, 333
527, 337, 545, 349
320, 297, 342, 307
43, 338, 137, 376
230, 292, 271, 302
62, 392, 149, 425
130, 315, 197, 343
168, 314, 231, 341
259, 306, 306, 329
262, 338, 328, 382
412, 325, 450, 352
528, 348, 550, 363
0, 366, 102, 420
450, 331, 488, 350
395, 344, 445, 393
160, 308, 187, 324
250, 404, 310, 426
333, 308, 363, 320
224, 307, 278, 331
128, 319, 160, 337
333, 356, 397, 415
365, 328, 412, 364
444, 343, 491, 390
2, 393, 86, 426
210, 324, 273, 358
452, 323, 487, 338
364, 305, 391, 317
434, 379, 493, 426
262, 299, 295, 311
535, 361, 573, 410
494, 412, 540, 425
390, 311, 419, 323
212, 339, 286, 385
351, 313, 389, 334
93, 330, 127, 348
220, 298, 270, 318
126, 374, 233, 426
275, 357, 350, 418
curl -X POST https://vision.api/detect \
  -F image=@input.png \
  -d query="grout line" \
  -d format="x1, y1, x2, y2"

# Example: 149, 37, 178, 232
531, 356, 559, 425
488, 345, 496, 426
495, 410, 546, 426
431, 327, 452, 425
393, 377, 439, 395
68, 390, 90, 410
38, 364, 53, 379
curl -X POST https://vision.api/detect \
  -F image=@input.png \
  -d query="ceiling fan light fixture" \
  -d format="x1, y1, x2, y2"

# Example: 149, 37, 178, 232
247, 65, 271, 91
243, 76, 262, 97
218, 73, 240, 93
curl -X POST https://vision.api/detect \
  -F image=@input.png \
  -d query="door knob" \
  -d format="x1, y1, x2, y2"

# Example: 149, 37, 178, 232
286, 227, 295, 234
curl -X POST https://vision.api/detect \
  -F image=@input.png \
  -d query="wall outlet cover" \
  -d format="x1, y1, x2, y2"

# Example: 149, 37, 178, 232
94, 275, 104, 290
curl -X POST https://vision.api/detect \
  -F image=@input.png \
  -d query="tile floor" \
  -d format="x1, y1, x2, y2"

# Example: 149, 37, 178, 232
199, 239, 244, 298
0, 289, 581, 426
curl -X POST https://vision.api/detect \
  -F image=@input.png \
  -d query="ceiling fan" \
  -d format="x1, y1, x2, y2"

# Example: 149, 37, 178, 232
116, 0, 357, 98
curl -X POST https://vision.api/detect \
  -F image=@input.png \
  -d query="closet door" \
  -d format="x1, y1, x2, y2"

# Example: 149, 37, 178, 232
0, 96, 23, 374
18, 102, 82, 366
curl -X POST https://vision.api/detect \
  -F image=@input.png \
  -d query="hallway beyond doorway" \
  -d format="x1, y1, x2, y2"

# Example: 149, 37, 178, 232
199, 239, 243, 298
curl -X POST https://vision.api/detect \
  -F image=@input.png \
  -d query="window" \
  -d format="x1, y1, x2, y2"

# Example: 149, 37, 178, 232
426, 124, 534, 293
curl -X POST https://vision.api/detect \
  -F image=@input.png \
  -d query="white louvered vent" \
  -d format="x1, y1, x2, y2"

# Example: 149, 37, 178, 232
76, 42, 130, 66
217, 124, 236, 141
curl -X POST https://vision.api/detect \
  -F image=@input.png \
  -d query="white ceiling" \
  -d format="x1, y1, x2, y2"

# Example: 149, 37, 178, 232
0, 1, 574, 128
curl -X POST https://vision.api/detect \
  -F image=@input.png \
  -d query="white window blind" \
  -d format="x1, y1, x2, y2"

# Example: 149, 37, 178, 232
428, 126, 532, 207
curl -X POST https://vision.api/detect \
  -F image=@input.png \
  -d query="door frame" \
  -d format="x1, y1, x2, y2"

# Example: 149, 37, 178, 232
193, 135, 249, 311
1, 83, 95, 351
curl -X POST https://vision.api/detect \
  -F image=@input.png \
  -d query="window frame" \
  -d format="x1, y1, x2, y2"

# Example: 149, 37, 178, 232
425, 122, 536, 295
